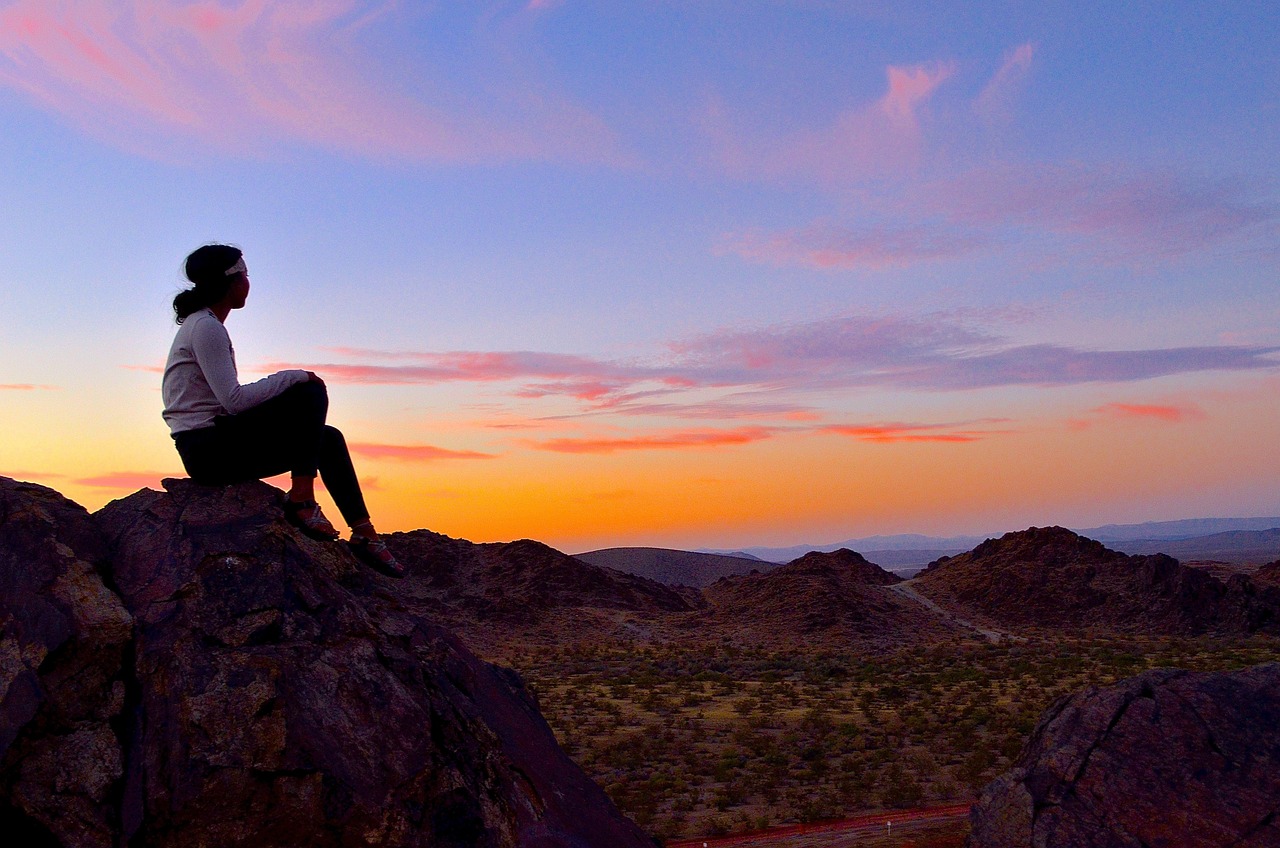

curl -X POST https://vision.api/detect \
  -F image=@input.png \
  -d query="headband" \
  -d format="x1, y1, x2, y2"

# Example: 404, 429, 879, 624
224, 257, 247, 276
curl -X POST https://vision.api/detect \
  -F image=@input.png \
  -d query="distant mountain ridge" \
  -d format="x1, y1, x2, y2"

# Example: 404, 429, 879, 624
700, 517, 1280, 563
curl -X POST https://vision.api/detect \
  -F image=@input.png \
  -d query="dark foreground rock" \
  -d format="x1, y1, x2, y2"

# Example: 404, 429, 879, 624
1, 476, 654, 848
0, 478, 133, 847
968, 663, 1280, 848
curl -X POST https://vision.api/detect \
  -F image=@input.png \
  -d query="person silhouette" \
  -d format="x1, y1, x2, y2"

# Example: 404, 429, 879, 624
161, 244, 404, 577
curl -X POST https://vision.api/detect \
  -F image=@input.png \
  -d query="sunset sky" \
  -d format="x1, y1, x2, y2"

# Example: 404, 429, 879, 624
2, 1, 1278, 552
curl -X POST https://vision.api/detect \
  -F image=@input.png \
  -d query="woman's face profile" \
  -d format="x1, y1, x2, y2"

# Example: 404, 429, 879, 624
230, 264, 250, 309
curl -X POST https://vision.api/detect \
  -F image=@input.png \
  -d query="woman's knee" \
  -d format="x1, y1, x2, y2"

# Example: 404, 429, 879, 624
283, 379, 328, 417
320, 424, 348, 450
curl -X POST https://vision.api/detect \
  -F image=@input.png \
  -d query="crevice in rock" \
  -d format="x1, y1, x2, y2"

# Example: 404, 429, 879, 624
107, 633, 143, 848
1165, 688, 1231, 766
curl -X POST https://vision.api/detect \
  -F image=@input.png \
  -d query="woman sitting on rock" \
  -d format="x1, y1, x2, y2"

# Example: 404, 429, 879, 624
161, 243, 404, 578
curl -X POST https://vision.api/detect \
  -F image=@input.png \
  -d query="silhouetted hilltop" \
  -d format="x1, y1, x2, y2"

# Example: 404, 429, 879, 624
0, 476, 653, 848
915, 526, 1280, 635
969, 663, 1280, 847
574, 546, 781, 587
703, 548, 958, 646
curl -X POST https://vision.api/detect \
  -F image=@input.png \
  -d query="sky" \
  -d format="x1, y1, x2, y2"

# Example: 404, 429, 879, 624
1, 1, 1278, 553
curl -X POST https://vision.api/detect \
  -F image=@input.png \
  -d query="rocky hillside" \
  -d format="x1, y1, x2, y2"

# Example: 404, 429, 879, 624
703, 549, 960, 646
1257, 559, 1280, 585
573, 546, 778, 588
968, 663, 1280, 847
914, 526, 1280, 635
384, 531, 703, 655
0, 476, 653, 848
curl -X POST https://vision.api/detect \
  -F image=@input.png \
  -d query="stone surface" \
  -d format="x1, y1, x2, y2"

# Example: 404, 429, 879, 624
0, 477, 133, 848
968, 663, 1280, 848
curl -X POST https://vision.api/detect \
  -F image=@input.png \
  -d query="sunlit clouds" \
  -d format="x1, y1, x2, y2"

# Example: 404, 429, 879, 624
0, 0, 621, 162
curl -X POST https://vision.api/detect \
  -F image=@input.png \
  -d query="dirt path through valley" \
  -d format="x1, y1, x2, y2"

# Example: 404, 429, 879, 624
888, 581, 1012, 644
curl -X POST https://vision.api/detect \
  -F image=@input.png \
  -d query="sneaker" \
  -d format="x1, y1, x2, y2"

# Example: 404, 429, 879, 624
349, 534, 406, 578
284, 499, 340, 541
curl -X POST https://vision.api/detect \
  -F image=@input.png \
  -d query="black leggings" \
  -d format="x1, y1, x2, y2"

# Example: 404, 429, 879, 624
173, 381, 370, 527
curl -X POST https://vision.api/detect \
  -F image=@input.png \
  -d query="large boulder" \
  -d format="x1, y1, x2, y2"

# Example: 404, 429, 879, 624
93, 478, 654, 848
968, 663, 1280, 847
0, 477, 133, 847
0, 475, 653, 847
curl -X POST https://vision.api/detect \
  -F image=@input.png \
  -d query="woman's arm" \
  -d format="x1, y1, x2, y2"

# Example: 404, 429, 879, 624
190, 314, 309, 414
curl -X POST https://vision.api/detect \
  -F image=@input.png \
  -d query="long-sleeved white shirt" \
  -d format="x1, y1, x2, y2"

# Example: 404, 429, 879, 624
161, 308, 308, 434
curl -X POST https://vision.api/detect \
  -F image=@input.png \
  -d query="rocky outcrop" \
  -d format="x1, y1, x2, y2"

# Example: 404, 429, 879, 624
0, 478, 133, 847
1, 476, 654, 848
915, 526, 1280, 635
968, 663, 1280, 847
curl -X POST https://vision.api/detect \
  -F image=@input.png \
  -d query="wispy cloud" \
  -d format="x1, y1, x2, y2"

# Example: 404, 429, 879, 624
726, 163, 1277, 269
529, 426, 776, 454
348, 442, 497, 461
713, 61, 954, 183
278, 313, 1279, 408
1092, 403, 1207, 423
0, 0, 620, 163
821, 419, 1012, 443
975, 42, 1035, 121
0, 383, 58, 390
74, 471, 171, 490
926, 163, 1278, 260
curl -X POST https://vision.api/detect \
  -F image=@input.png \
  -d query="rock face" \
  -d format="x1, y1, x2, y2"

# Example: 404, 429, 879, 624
968, 663, 1280, 848
0, 478, 133, 848
1, 477, 654, 848
915, 526, 1280, 635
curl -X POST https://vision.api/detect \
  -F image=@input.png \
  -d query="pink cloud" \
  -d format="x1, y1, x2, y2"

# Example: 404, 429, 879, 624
975, 43, 1035, 120
0, 1, 620, 163
1, 470, 66, 481
74, 472, 171, 490
881, 62, 955, 126
821, 420, 1011, 443
348, 442, 497, 462
0, 383, 58, 390
274, 313, 1278, 421
530, 426, 776, 454
713, 61, 954, 183
1092, 403, 1207, 423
